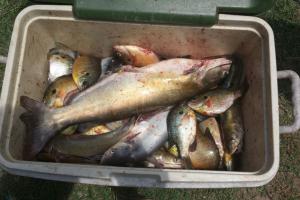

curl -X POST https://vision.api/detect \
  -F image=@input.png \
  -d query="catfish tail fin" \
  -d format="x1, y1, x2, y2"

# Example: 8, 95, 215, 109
20, 96, 57, 160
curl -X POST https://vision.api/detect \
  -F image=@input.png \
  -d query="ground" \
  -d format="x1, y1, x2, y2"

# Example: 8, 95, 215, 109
0, 0, 300, 199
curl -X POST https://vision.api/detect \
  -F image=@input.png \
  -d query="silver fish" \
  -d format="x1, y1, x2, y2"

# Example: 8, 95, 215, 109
100, 109, 169, 165
44, 118, 134, 157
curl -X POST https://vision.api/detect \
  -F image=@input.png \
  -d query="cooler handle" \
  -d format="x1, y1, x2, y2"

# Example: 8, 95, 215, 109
278, 70, 300, 134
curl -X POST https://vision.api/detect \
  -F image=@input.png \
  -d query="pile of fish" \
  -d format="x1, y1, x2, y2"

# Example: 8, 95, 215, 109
20, 43, 246, 171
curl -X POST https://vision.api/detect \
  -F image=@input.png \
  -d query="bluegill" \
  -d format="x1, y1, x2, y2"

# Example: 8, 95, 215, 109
113, 45, 160, 67
167, 103, 197, 161
220, 102, 244, 154
188, 129, 220, 170
199, 118, 224, 168
47, 43, 77, 83
43, 75, 78, 108
43, 75, 79, 135
72, 56, 101, 90
188, 89, 241, 116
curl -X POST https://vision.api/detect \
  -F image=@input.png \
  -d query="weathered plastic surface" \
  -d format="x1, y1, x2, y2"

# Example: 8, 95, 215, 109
33, 0, 273, 25
278, 70, 300, 134
0, 5, 279, 188
74, 0, 273, 25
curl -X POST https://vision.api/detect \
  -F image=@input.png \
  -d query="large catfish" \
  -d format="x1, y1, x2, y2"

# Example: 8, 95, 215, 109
20, 57, 231, 159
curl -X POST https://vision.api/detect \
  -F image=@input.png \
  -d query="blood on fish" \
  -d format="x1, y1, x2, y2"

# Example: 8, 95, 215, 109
125, 132, 142, 142
140, 47, 152, 55
205, 98, 213, 108
183, 63, 204, 75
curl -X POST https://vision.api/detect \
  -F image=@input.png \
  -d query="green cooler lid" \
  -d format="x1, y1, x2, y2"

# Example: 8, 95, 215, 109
33, 0, 273, 25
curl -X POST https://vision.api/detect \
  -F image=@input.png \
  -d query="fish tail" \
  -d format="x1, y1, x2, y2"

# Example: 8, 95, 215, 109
20, 96, 58, 160
224, 152, 234, 171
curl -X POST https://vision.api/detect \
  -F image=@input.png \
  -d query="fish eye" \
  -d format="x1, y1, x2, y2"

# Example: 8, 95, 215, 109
204, 96, 208, 99
61, 55, 66, 59
52, 89, 56, 94
82, 80, 88, 86
179, 111, 184, 115
85, 72, 90, 76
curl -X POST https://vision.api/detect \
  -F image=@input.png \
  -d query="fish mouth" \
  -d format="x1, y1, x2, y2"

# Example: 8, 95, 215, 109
63, 89, 80, 105
199, 57, 232, 87
78, 76, 90, 90
187, 101, 200, 110
187, 98, 204, 110
113, 46, 131, 62
204, 57, 233, 72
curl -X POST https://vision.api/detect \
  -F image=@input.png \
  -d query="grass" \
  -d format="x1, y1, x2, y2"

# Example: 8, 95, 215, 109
0, 0, 29, 89
0, 0, 300, 199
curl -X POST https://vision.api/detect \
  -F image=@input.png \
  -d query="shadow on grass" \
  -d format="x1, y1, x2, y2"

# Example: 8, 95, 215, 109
0, 172, 74, 200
